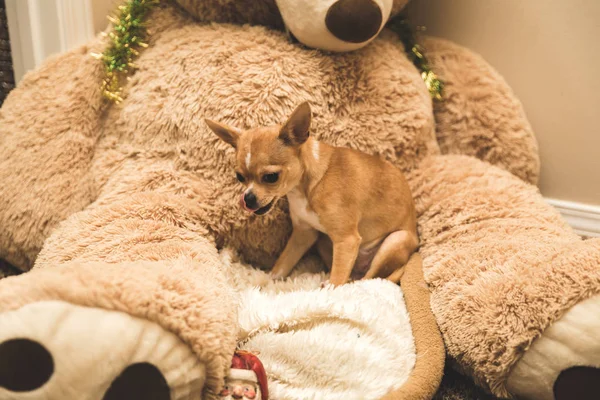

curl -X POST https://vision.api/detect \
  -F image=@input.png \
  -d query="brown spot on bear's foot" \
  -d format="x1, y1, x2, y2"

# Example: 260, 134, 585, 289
554, 366, 600, 400
0, 338, 54, 392
103, 362, 170, 400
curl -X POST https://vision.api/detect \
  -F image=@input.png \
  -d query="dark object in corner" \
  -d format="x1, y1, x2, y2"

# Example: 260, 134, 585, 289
0, 259, 20, 279
0, 0, 15, 107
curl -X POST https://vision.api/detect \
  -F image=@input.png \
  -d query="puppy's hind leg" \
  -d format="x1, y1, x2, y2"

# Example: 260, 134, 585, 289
362, 230, 419, 283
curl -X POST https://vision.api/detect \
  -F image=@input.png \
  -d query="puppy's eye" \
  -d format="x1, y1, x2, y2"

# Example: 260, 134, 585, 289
262, 173, 279, 184
236, 172, 245, 183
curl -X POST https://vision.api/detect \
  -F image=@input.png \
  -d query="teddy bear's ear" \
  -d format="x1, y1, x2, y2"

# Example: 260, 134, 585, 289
276, 0, 395, 52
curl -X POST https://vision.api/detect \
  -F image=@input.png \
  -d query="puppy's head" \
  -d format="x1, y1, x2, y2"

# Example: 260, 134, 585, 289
206, 102, 312, 216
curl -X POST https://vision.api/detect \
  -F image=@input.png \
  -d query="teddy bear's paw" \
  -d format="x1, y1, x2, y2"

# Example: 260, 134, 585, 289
506, 294, 600, 400
0, 301, 205, 400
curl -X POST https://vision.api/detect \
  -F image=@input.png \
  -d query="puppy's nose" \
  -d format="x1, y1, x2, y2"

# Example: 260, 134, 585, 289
325, 0, 383, 43
244, 192, 259, 210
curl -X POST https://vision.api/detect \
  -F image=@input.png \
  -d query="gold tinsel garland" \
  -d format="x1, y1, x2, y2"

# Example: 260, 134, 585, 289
388, 15, 444, 101
93, 1, 443, 103
91, 0, 159, 103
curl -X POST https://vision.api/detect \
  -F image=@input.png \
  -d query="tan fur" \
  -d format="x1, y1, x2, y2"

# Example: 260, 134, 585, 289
0, 2, 593, 398
409, 154, 600, 397
207, 102, 418, 286
383, 253, 445, 400
422, 36, 540, 184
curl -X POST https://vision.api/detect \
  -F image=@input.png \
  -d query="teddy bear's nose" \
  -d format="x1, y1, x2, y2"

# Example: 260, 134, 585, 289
325, 0, 383, 43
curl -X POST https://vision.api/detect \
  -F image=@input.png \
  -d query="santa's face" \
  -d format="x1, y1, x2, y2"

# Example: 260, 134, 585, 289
219, 378, 260, 400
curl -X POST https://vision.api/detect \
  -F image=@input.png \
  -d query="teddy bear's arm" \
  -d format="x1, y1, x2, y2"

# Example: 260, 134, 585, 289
422, 36, 540, 184
409, 154, 600, 399
0, 184, 238, 396
0, 41, 107, 271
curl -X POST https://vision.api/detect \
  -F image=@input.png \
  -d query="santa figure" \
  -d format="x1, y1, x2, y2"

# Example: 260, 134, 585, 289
219, 350, 269, 400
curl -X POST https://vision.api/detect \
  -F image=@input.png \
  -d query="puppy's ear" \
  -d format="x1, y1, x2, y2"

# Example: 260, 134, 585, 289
279, 102, 311, 146
205, 119, 242, 148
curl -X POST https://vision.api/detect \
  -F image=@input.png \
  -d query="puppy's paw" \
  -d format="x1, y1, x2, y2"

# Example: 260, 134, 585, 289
320, 280, 332, 289
269, 271, 286, 281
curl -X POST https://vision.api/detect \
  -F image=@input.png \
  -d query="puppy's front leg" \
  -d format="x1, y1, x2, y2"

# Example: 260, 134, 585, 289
270, 226, 318, 279
328, 234, 361, 286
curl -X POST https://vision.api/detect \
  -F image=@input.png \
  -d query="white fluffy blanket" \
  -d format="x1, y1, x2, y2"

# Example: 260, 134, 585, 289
220, 249, 416, 400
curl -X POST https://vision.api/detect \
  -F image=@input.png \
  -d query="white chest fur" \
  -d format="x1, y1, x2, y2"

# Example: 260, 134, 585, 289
287, 189, 326, 232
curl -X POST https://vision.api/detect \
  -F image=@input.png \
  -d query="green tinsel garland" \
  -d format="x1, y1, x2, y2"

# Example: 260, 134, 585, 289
388, 15, 444, 101
92, 0, 159, 103
94, 1, 443, 103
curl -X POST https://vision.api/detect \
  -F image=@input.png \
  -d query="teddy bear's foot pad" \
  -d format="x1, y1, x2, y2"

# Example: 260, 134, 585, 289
507, 294, 600, 400
0, 301, 205, 400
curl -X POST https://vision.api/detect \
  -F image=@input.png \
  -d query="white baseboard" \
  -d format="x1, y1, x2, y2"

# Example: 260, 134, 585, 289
546, 198, 600, 238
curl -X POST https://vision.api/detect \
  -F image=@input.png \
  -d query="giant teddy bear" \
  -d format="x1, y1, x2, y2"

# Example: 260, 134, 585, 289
0, 0, 599, 399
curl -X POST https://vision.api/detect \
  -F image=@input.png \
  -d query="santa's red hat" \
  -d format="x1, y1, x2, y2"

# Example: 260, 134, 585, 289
228, 350, 269, 400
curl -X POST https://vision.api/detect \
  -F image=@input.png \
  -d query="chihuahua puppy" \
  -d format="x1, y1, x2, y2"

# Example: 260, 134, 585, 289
206, 102, 418, 286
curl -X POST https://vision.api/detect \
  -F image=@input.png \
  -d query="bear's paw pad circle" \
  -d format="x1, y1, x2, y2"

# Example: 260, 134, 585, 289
0, 338, 54, 392
554, 366, 600, 400
102, 362, 170, 400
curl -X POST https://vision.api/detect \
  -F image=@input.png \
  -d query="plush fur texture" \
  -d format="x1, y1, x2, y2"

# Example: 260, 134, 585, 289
506, 294, 600, 400
0, 40, 106, 270
87, 7, 438, 271
0, 255, 237, 393
409, 154, 600, 396
0, 301, 207, 398
0, 1, 597, 398
217, 248, 443, 400
225, 249, 417, 400
422, 37, 540, 184
383, 252, 445, 400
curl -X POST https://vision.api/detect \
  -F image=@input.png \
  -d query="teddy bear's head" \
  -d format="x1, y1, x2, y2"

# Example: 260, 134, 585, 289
276, 0, 409, 51
175, 0, 409, 51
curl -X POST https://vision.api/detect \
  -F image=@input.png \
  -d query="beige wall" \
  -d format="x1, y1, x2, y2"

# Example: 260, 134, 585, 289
91, 0, 119, 33
406, 0, 600, 206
